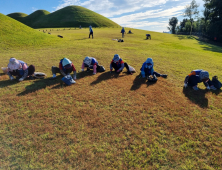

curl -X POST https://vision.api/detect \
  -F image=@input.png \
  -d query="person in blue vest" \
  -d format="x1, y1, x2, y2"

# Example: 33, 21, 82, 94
121, 27, 126, 38
184, 69, 217, 90
81, 56, 99, 75
7, 58, 35, 81
89, 25, 93, 39
110, 54, 132, 75
51, 58, 77, 81
140, 58, 167, 79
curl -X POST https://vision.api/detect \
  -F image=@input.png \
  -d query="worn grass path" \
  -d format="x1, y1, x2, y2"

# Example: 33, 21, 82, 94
1, 27, 222, 169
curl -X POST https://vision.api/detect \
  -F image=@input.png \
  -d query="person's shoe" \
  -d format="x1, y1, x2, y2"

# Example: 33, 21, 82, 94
210, 85, 217, 90
162, 74, 167, 78
193, 86, 199, 90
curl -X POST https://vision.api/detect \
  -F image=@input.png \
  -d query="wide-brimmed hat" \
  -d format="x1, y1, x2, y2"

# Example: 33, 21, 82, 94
8, 58, 21, 71
113, 54, 120, 62
199, 70, 209, 80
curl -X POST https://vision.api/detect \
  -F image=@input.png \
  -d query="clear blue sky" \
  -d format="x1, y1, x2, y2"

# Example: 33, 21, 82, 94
0, 0, 205, 32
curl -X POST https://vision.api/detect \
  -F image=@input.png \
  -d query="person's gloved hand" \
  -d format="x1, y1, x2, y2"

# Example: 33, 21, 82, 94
210, 85, 217, 90
81, 69, 84, 71
206, 86, 210, 90
93, 72, 96, 75
193, 86, 198, 90
73, 75, 76, 80
184, 83, 188, 88
19, 78, 24, 82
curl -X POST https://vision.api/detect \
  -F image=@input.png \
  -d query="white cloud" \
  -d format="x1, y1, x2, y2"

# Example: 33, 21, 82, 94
32, 7, 38, 12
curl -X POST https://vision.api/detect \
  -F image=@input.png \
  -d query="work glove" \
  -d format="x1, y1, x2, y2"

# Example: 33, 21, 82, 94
73, 75, 76, 80
206, 86, 210, 90
19, 78, 24, 82
210, 85, 217, 90
81, 69, 84, 71
93, 72, 96, 75
193, 86, 198, 91
184, 83, 188, 88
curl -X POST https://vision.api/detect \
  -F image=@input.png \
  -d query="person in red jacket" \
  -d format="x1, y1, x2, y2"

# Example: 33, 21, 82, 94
51, 58, 76, 81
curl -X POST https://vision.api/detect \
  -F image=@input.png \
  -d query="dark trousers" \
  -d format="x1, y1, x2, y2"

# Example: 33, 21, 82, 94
111, 62, 130, 72
9, 65, 35, 77
122, 33, 124, 38
89, 32, 93, 38
188, 75, 213, 87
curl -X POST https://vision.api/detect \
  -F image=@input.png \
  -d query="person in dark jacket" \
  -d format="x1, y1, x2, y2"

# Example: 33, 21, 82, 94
110, 54, 132, 75
184, 69, 216, 90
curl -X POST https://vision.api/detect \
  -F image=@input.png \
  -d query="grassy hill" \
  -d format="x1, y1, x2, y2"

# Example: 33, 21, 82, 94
7, 6, 120, 28
0, 13, 59, 49
7, 12, 28, 22
0, 27, 222, 169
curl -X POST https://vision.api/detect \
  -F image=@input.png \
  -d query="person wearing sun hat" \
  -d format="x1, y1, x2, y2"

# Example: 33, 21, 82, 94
51, 58, 77, 81
140, 58, 167, 80
7, 58, 35, 81
184, 69, 217, 90
110, 54, 132, 74
81, 56, 99, 75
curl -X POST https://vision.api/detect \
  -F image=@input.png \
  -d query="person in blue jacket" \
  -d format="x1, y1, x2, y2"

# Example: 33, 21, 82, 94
140, 58, 167, 79
121, 27, 126, 38
89, 25, 93, 39
184, 69, 217, 90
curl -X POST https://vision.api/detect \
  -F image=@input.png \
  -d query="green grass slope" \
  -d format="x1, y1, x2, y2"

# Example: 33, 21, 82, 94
0, 13, 59, 49
0, 28, 222, 169
22, 10, 50, 27
7, 12, 28, 22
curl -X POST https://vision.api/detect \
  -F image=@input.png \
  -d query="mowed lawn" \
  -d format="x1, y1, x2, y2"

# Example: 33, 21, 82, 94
1, 28, 222, 169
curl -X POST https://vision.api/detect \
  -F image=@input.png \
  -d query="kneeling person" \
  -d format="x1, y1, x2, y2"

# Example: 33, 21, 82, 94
51, 58, 76, 81
81, 57, 99, 75
184, 69, 216, 90
140, 58, 167, 80
110, 54, 132, 74
7, 58, 35, 81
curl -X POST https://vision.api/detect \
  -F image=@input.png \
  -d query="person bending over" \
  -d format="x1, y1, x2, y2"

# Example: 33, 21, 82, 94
51, 58, 76, 81
140, 58, 167, 79
7, 58, 35, 81
110, 54, 132, 75
81, 56, 99, 75
184, 69, 216, 90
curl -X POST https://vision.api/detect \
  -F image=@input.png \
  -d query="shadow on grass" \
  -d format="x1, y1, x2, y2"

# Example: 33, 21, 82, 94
0, 79, 18, 88
183, 87, 208, 108
130, 75, 156, 90
176, 35, 222, 53
90, 71, 127, 85
75, 38, 89, 41
17, 76, 64, 96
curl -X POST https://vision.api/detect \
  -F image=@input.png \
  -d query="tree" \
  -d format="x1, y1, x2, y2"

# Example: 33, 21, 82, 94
167, 17, 178, 34
183, 0, 199, 35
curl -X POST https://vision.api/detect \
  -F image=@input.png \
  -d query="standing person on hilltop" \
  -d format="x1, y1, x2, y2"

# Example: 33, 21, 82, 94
184, 69, 217, 90
50, 58, 77, 82
89, 25, 93, 39
7, 58, 35, 81
110, 54, 133, 75
81, 56, 100, 75
140, 58, 167, 80
121, 27, 126, 38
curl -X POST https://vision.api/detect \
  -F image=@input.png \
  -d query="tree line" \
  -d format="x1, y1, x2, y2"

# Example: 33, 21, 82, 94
168, 0, 222, 41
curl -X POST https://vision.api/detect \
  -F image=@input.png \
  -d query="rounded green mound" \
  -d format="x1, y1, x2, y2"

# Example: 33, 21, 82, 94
7, 6, 119, 28
7, 12, 28, 22
0, 13, 57, 49
22, 10, 50, 27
